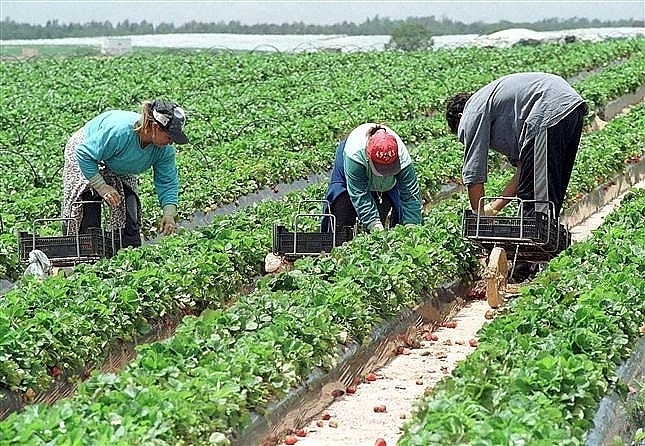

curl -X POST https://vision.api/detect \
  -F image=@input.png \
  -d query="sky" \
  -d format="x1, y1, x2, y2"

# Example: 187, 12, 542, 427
1, 0, 644, 26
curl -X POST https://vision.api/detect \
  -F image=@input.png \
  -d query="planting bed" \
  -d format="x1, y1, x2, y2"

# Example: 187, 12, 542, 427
228, 138, 645, 445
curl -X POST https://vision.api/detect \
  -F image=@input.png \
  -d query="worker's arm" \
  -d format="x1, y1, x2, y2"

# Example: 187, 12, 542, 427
487, 163, 521, 212
77, 126, 123, 207
396, 164, 422, 224
460, 111, 491, 212
152, 147, 179, 209
344, 157, 380, 230
467, 183, 485, 212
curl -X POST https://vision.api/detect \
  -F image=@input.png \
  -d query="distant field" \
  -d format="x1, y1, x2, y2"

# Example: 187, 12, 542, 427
0, 44, 201, 58
0, 44, 101, 58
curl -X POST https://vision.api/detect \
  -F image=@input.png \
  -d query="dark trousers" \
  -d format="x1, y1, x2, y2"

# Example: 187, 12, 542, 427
80, 185, 141, 247
517, 103, 587, 217
329, 191, 393, 230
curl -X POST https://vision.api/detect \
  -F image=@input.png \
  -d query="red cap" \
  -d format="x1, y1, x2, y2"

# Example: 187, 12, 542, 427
366, 130, 401, 176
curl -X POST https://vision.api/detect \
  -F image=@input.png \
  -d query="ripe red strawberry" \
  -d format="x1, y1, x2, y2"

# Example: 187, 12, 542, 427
366, 372, 377, 381
321, 412, 331, 420
284, 435, 297, 445
375, 438, 387, 446
346, 385, 357, 394
294, 429, 306, 437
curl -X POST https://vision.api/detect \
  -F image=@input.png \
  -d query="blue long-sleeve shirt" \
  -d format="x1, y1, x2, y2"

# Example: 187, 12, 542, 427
76, 110, 179, 207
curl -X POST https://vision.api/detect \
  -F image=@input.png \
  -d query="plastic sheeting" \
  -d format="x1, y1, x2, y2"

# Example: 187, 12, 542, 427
586, 338, 645, 445
23, 249, 52, 279
2, 28, 643, 52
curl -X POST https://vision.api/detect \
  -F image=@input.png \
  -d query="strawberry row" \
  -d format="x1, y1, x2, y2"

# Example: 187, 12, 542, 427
1, 46, 643, 280
398, 188, 645, 445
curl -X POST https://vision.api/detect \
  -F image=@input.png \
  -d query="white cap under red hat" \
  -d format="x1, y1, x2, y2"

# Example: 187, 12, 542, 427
366, 129, 401, 176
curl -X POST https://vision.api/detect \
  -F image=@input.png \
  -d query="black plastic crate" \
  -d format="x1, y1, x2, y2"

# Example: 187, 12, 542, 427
19, 232, 95, 261
19, 228, 122, 265
93, 228, 122, 258
273, 225, 355, 256
462, 210, 570, 256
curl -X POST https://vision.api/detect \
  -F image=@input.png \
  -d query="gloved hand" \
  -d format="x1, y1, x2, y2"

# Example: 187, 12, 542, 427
95, 183, 121, 207
370, 221, 385, 232
482, 204, 498, 216
159, 204, 177, 235
89, 173, 121, 207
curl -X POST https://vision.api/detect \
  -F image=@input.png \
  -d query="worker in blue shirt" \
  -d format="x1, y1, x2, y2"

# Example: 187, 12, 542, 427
61, 99, 190, 247
322, 123, 422, 233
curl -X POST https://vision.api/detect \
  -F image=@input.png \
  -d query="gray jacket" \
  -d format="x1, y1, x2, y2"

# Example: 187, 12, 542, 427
458, 72, 585, 185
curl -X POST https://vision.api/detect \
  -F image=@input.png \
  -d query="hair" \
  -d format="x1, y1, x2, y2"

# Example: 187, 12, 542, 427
445, 93, 472, 134
134, 100, 155, 134
366, 124, 387, 138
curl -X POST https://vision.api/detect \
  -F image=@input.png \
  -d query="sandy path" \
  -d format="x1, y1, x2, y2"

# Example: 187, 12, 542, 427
294, 299, 491, 446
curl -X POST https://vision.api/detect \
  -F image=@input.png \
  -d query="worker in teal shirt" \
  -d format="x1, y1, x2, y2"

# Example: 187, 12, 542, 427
323, 123, 422, 233
61, 99, 190, 247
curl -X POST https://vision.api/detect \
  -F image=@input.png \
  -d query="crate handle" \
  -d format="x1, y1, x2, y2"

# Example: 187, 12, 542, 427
292, 213, 336, 256
30, 200, 115, 259
296, 199, 331, 215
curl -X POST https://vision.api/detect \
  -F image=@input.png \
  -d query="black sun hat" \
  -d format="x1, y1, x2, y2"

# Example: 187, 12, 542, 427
151, 100, 190, 144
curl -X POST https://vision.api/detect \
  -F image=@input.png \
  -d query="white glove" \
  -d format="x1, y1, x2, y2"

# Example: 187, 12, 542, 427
482, 204, 498, 216
95, 183, 121, 207
89, 173, 121, 207
370, 221, 385, 232
159, 204, 177, 235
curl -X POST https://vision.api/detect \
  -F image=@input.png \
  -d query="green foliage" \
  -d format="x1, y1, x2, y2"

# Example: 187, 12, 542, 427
385, 22, 434, 51
0, 39, 644, 445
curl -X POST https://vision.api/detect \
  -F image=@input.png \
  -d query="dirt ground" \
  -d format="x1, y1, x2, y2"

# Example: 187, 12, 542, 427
281, 179, 645, 446
293, 298, 492, 446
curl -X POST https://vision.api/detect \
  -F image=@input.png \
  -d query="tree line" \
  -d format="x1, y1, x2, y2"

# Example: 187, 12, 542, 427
1, 15, 641, 40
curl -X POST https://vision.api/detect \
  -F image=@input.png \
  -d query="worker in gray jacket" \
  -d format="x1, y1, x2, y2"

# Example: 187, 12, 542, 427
445, 72, 587, 218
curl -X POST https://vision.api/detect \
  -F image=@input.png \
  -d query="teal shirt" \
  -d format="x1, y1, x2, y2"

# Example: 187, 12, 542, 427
76, 110, 179, 207
343, 123, 422, 228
